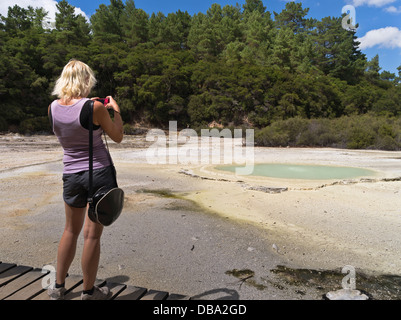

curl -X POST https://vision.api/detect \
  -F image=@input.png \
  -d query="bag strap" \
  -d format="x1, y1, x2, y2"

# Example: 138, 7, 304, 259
102, 129, 118, 185
87, 99, 94, 208
87, 100, 119, 207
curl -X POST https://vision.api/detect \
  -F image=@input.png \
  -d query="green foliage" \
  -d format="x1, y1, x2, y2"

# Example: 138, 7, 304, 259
19, 116, 52, 134
0, 0, 400, 151
255, 115, 401, 150
0, 117, 7, 132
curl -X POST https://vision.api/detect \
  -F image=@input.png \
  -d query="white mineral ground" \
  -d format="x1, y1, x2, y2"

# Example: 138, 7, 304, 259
1, 133, 400, 299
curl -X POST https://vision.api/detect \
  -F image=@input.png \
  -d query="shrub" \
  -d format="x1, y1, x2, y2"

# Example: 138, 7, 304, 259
0, 117, 8, 132
256, 127, 290, 147
255, 115, 401, 151
18, 117, 52, 134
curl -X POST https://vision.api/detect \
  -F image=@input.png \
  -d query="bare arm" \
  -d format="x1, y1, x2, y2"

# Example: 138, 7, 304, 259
93, 96, 124, 143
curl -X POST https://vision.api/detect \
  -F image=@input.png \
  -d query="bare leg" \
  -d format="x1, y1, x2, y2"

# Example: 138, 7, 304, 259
82, 214, 104, 291
56, 203, 86, 286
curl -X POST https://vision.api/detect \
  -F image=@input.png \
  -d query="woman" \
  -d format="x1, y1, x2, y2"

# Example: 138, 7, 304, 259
47, 59, 124, 300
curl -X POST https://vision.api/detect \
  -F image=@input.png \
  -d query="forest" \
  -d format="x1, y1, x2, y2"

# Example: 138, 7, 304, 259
1, 0, 401, 150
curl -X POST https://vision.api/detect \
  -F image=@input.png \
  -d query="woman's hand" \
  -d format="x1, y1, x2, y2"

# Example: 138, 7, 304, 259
105, 96, 121, 114
93, 96, 124, 143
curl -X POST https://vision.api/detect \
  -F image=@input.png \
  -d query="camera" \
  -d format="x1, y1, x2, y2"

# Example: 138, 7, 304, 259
96, 98, 110, 106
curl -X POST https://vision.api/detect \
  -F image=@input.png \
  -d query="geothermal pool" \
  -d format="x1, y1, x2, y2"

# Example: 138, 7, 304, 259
216, 163, 376, 180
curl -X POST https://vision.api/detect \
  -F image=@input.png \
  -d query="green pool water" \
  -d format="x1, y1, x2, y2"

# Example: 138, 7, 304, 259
216, 163, 376, 180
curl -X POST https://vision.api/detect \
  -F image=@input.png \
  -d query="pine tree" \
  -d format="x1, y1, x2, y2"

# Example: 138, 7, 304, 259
55, 0, 90, 45
243, 0, 266, 15
396, 65, 401, 84
366, 55, 381, 81
121, 0, 149, 48
91, 0, 125, 42
273, 2, 310, 33
313, 16, 365, 84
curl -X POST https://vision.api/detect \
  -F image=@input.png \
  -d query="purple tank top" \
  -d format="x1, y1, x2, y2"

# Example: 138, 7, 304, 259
51, 98, 111, 174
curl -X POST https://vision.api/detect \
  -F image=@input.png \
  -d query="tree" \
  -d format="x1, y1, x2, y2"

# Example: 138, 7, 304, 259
164, 11, 191, 50
365, 54, 381, 82
91, 0, 125, 42
0, 4, 51, 129
395, 65, 401, 84
0, 0, 400, 139
243, 0, 266, 15
373, 85, 401, 116
270, 27, 297, 70
40, 1, 91, 80
121, 0, 149, 48
55, 0, 90, 45
240, 9, 274, 65
313, 16, 365, 84
273, 1, 310, 33
148, 10, 191, 50
89, 0, 129, 97
380, 70, 396, 82
1, 5, 32, 35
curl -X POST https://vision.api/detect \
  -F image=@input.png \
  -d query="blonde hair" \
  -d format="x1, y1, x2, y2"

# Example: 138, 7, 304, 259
52, 59, 97, 101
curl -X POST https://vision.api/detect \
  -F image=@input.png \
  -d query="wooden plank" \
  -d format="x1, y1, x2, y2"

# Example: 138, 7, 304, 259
167, 294, 191, 300
0, 262, 193, 300
104, 282, 127, 300
0, 263, 16, 275
114, 285, 147, 300
0, 265, 32, 287
31, 275, 83, 300
140, 289, 169, 300
1, 268, 48, 300
64, 278, 105, 300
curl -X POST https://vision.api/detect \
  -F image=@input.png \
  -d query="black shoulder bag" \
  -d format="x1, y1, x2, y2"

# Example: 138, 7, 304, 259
87, 100, 124, 227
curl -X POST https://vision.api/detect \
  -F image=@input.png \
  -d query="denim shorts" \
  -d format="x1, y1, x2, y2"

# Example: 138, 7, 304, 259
62, 166, 117, 208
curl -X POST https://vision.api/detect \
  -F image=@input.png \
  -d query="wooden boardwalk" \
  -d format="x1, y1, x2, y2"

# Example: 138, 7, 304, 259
0, 261, 190, 300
